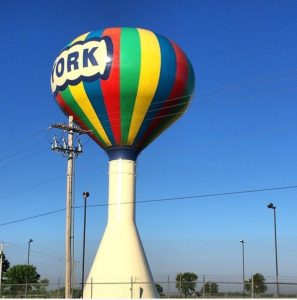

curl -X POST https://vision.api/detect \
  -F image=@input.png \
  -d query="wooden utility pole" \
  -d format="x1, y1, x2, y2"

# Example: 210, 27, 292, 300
50, 116, 91, 298
65, 115, 74, 298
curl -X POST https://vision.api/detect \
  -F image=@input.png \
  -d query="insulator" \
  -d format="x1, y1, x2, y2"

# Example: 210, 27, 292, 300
52, 136, 59, 150
62, 138, 67, 150
77, 140, 83, 153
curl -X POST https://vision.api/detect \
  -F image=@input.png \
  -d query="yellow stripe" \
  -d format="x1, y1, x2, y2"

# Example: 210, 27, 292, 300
69, 83, 111, 146
127, 29, 161, 144
70, 32, 90, 45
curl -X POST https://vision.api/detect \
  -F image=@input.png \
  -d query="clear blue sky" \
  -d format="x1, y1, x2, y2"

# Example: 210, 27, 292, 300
1, 0, 297, 289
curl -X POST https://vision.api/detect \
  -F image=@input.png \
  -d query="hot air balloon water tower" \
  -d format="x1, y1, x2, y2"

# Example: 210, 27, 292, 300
51, 27, 195, 298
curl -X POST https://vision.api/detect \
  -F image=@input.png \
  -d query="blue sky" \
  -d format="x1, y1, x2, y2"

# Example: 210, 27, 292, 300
1, 0, 297, 289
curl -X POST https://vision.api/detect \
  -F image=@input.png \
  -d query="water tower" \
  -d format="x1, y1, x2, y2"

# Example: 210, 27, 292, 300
51, 27, 195, 298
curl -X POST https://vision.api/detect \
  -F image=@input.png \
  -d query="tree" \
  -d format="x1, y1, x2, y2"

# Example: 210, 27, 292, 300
155, 283, 164, 296
32, 278, 49, 297
202, 281, 219, 295
176, 272, 198, 297
245, 273, 267, 295
0, 252, 10, 282
4, 264, 40, 297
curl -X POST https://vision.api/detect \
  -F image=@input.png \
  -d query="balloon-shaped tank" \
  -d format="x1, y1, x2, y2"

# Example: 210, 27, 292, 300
51, 27, 195, 159
51, 27, 195, 299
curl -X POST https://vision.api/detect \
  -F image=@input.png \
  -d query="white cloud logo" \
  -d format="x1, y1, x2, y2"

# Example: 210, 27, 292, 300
51, 37, 113, 95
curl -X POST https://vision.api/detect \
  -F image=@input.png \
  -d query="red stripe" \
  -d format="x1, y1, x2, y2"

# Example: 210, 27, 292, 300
139, 42, 189, 145
55, 93, 104, 147
100, 28, 122, 144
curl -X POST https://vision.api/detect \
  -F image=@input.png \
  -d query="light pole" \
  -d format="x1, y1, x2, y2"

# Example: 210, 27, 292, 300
81, 191, 89, 298
267, 202, 279, 297
25, 239, 33, 298
240, 240, 245, 296
27, 239, 33, 266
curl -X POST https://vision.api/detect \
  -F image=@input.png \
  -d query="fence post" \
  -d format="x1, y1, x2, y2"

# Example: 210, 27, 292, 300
91, 277, 93, 299
167, 275, 170, 298
130, 276, 133, 299
202, 275, 205, 298
57, 277, 60, 298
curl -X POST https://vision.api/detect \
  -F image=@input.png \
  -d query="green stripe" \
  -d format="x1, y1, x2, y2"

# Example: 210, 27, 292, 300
120, 28, 141, 144
60, 87, 107, 146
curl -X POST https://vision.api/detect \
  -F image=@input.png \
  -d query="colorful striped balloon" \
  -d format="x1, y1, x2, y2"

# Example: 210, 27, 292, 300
51, 27, 195, 157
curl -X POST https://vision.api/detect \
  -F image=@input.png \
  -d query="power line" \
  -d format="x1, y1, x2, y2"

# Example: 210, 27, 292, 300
0, 120, 296, 204
198, 68, 297, 97
0, 166, 103, 203
6, 242, 65, 261
1, 183, 297, 227
53, 82, 297, 135
0, 148, 48, 171
82, 184, 297, 208
49, 67, 297, 130
3, 66, 297, 154
0, 176, 63, 202
0, 139, 48, 163
3, 67, 297, 162
0, 208, 66, 227
57, 96, 193, 137
59, 93, 194, 126
57, 66, 297, 126
1, 129, 46, 152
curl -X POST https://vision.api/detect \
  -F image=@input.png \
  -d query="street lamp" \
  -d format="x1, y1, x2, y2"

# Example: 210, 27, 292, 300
267, 202, 279, 297
239, 240, 245, 296
27, 239, 33, 265
25, 239, 33, 298
81, 191, 89, 298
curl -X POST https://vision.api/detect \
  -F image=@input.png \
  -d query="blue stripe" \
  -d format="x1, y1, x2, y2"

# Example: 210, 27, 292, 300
106, 147, 139, 161
83, 80, 116, 145
134, 34, 177, 146
185, 57, 195, 95
83, 30, 115, 145
85, 29, 104, 40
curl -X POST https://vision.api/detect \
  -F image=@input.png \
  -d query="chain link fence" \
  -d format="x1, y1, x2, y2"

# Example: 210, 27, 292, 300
1, 275, 297, 298
153, 275, 297, 298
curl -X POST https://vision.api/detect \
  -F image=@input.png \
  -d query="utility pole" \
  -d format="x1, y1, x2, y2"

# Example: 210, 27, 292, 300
50, 116, 91, 298
0, 243, 3, 297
